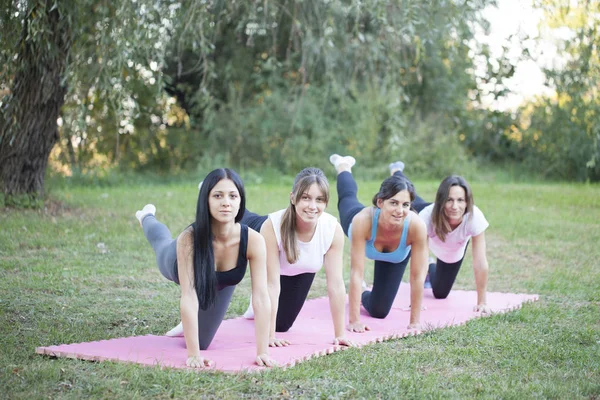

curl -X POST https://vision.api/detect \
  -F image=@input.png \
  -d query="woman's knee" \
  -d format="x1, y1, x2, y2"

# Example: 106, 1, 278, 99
362, 291, 392, 318
368, 306, 391, 319
432, 287, 450, 299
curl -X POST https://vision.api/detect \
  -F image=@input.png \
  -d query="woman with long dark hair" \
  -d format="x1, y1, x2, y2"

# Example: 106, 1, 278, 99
389, 163, 491, 313
329, 155, 429, 333
135, 168, 274, 368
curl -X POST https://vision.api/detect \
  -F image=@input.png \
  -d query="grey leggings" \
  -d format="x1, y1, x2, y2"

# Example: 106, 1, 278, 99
142, 215, 235, 349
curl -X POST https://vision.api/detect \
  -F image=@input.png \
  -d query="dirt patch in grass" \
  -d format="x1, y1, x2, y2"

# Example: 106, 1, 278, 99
43, 199, 82, 217
1, 199, 84, 218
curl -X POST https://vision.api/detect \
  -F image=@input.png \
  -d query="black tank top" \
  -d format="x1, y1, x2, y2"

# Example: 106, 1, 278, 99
183, 223, 249, 289
215, 224, 249, 289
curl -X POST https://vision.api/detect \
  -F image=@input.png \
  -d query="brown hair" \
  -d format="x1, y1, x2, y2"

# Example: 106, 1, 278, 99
371, 175, 416, 207
281, 167, 330, 264
431, 175, 473, 241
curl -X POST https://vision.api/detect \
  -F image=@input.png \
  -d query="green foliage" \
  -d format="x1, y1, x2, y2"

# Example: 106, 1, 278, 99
196, 83, 473, 179
7, 0, 599, 195
0, 0, 183, 200
509, 0, 600, 181
19, 0, 593, 193
461, 108, 522, 162
54, 0, 497, 177
520, 95, 600, 181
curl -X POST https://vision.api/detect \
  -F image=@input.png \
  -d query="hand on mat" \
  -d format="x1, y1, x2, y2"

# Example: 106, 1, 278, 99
334, 336, 357, 347
186, 355, 213, 368
347, 321, 370, 333
407, 322, 421, 331
255, 353, 277, 368
269, 337, 290, 347
473, 304, 491, 314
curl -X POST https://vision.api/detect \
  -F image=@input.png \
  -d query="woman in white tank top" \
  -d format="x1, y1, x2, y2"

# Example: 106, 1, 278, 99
242, 168, 355, 348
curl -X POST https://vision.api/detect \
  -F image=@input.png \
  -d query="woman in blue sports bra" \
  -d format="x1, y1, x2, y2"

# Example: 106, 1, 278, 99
135, 168, 275, 368
329, 155, 429, 333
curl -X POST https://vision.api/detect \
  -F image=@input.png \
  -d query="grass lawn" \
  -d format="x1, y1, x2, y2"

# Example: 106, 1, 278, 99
1, 176, 599, 399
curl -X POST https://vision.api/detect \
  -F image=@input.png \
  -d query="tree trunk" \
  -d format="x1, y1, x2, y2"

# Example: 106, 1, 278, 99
0, 2, 70, 202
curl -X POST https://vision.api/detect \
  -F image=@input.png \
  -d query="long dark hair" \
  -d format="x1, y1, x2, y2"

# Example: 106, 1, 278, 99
281, 167, 329, 264
193, 168, 246, 309
431, 175, 473, 241
372, 175, 416, 207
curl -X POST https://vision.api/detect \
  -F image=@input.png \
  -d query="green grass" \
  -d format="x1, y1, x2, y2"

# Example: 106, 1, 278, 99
1, 177, 599, 399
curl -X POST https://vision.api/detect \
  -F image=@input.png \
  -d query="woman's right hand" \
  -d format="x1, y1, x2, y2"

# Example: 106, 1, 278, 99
256, 353, 277, 367
269, 337, 291, 347
346, 321, 370, 333
186, 355, 213, 368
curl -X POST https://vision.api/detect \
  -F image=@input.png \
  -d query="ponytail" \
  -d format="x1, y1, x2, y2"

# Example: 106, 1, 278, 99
281, 203, 300, 264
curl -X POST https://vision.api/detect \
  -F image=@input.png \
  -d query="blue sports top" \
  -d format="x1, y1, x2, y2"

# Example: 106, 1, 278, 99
364, 208, 412, 263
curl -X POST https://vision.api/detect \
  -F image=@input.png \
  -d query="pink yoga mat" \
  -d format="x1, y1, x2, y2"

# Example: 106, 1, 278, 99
36, 284, 538, 373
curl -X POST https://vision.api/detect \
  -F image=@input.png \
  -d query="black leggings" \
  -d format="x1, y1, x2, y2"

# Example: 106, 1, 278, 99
429, 242, 469, 299
240, 210, 315, 332
141, 215, 235, 349
336, 171, 365, 237
336, 171, 410, 319
276, 273, 316, 332
362, 258, 410, 318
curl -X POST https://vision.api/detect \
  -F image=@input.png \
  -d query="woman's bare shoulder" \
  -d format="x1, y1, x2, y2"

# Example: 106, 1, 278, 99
352, 207, 373, 234
177, 226, 194, 248
408, 211, 427, 239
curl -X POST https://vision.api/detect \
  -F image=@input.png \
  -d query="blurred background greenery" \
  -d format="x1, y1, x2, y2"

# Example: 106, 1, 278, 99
1, 0, 599, 207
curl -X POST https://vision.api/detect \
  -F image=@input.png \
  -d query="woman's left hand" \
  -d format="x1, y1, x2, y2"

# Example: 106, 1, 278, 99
269, 337, 291, 347
255, 353, 278, 368
473, 304, 491, 314
334, 336, 357, 347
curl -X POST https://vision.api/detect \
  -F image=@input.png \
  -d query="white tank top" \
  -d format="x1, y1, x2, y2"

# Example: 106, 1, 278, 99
268, 209, 338, 276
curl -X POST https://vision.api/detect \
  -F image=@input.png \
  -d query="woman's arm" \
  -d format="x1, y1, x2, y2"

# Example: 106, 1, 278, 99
323, 223, 355, 346
471, 232, 490, 313
347, 212, 370, 332
247, 228, 275, 366
176, 229, 207, 367
259, 219, 289, 347
407, 214, 428, 329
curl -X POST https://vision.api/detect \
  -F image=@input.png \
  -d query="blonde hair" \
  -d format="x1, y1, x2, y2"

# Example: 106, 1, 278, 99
281, 167, 330, 263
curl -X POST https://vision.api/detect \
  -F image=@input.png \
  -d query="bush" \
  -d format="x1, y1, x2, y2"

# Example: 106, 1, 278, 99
198, 84, 474, 180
